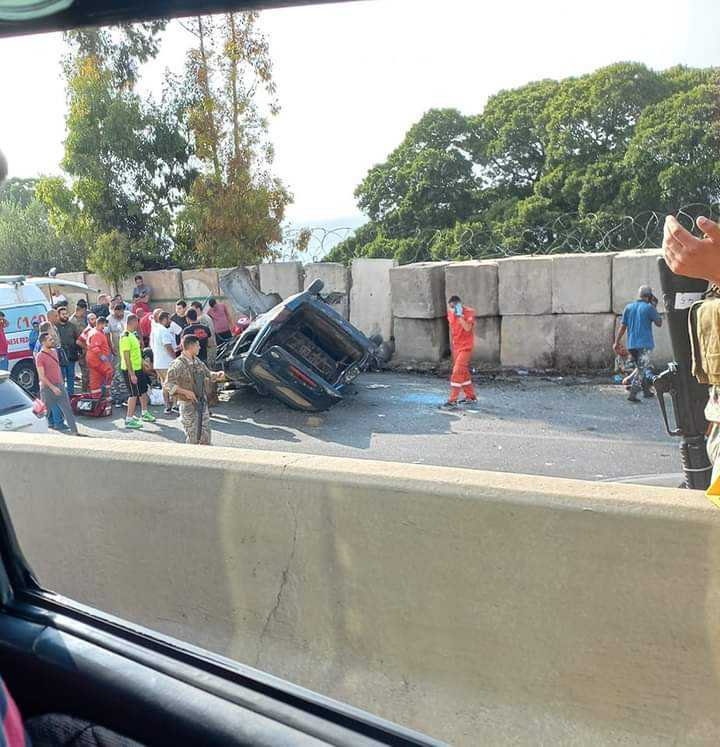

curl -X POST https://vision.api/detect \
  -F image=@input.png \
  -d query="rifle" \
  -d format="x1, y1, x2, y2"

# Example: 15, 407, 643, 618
654, 258, 712, 489
193, 367, 207, 444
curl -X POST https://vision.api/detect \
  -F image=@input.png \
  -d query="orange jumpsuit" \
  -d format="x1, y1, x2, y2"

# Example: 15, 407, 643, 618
86, 328, 113, 399
447, 307, 476, 403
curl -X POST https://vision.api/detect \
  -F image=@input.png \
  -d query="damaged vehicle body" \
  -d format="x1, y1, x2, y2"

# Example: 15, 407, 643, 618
218, 278, 372, 411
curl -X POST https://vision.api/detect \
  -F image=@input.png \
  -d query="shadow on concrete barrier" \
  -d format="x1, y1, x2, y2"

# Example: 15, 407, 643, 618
0, 434, 719, 745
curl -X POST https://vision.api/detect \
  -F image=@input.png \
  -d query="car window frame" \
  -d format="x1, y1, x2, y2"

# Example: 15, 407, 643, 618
0, 486, 440, 746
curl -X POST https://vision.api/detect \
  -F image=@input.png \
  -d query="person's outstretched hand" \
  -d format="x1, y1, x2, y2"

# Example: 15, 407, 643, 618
664, 214, 720, 285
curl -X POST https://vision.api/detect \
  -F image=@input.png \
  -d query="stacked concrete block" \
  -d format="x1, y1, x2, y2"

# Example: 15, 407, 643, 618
120, 269, 183, 313
445, 260, 501, 365
349, 258, 396, 341
391, 262, 449, 362
85, 273, 113, 304
498, 256, 553, 316
390, 262, 448, 319
555, 314, 615, 370
612, 249, 665, 313
258, 261, 303, 300
444, 260, 499, 317
501, 316, 556, 369
394, 317, 449, 362
181, 269, 221, 305
472, 317, 501, 364
551, 253, 614, 314
303, 262, 350, 318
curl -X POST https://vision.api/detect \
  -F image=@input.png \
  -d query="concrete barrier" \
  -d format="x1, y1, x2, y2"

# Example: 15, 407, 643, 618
498, 256, 553, 316
258, 261, 303, 300
555, 314, 615, 370
181, 269, 221, 303
612, 249, 665, 314
471, 317, 501, 364
393, 317, 449, 362
552, 252, 614, 314
349, 258, 396, 341
303, 262, 350, 318
501, 315, 555, 368
444, 261, 499, 317
0, 434, 719, 745
390, 262, 448, 319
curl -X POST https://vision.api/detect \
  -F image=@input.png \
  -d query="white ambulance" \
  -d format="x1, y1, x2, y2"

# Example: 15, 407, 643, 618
0, 275, 97, 392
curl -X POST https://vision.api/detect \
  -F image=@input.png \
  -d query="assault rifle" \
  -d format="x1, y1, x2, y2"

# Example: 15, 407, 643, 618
654, 258, 712, 489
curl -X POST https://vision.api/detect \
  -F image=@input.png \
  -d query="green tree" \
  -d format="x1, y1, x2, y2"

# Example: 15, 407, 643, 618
329, 62, 720, 264
39, 24, 196, 269
0, 197, 87, 276
175, 13, 299, 267
86, 229, 139, 294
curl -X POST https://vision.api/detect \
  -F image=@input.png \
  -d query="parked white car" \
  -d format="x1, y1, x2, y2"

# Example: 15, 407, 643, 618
0, 370, 48, 433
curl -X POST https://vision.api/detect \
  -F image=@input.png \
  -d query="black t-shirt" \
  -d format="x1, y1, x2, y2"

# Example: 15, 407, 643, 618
181, 323, 211, 361
171, 314, 188, 345
56, 321, 80, 362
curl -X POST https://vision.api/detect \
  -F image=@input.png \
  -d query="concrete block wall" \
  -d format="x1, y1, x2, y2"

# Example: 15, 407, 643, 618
390, 262, 449, 362
304, 262, 350, 319
258, 261, 303, 300
349, 258, 396, 341
52, 250, 672, 371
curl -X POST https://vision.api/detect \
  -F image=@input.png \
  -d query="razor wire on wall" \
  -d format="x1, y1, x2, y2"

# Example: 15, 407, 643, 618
276, 202, 720, 264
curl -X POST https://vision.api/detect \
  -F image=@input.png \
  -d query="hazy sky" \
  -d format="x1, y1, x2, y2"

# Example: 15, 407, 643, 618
0, 0, 718, 228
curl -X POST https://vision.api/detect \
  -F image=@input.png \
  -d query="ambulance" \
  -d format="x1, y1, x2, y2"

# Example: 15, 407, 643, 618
0, 275, 97, 392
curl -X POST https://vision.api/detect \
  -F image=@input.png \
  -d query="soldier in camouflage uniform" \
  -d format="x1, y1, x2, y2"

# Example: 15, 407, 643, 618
165, 334, 225, 445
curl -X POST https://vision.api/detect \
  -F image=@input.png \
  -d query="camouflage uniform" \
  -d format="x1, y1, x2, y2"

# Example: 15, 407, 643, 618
165, 354, 214, 445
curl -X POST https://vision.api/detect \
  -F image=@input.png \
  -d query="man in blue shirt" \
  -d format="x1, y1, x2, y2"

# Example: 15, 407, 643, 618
613, 285, 663, 402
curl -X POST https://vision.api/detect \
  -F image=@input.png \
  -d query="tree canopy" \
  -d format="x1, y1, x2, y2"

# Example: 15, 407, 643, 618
30, 14, 297, 282
327, 62, 720, 264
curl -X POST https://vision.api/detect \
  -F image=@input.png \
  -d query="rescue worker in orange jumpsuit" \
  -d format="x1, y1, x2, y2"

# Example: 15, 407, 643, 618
86, 316, 114, 399
445, 295, 477, 407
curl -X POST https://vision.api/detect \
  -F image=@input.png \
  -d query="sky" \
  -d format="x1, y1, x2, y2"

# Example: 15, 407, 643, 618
0, 0, 718, 235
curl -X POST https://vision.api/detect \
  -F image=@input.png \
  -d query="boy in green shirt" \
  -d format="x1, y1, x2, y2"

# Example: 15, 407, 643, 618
120, 314, 156, 430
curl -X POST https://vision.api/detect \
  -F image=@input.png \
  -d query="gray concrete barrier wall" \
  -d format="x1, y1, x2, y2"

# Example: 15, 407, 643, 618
0, 434, 719, 745
55, 251, 670, 370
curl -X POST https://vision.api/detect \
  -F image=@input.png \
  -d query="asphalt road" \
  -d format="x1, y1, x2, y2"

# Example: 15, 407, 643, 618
66, 371, 683, 487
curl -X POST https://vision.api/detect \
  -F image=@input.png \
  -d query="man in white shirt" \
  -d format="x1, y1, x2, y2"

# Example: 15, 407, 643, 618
151, 311, 178, 414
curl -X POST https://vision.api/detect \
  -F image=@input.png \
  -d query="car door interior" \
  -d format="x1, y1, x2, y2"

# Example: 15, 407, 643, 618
0, 489, 439, 746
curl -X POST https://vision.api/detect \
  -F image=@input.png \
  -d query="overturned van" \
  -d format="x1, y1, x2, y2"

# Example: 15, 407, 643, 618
217, 279, 371, 412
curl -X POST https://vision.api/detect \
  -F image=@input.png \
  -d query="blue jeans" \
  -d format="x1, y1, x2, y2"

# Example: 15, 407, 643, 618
61, 362, 76, 397
0, 356, 8, 371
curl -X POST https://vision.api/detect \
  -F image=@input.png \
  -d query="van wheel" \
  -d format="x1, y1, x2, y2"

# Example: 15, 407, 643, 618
11, 360, 38, 394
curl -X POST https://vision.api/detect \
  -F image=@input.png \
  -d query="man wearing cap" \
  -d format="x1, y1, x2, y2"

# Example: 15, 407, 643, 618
613, 285, 663, 402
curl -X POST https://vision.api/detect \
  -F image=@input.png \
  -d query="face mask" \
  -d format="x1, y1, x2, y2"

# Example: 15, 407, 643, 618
454, 303, 463, 317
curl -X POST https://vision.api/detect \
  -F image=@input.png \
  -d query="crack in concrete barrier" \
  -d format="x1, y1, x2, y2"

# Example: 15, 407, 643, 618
255, 499, 300, 668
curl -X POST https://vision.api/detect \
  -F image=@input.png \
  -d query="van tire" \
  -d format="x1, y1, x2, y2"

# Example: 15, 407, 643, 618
11, 360, 38, 394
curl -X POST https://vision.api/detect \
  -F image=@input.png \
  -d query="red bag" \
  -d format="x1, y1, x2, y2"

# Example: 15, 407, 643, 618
70, 395, 113, 418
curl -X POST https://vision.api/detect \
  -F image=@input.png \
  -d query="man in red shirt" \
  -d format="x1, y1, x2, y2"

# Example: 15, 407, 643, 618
445, 295, 477, 407
135, 305, 153, 347
0, 310, 8, 371
35, 331, 79, 434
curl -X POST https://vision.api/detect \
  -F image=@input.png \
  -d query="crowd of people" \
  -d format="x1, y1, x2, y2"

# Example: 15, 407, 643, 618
32, 275, 233, 445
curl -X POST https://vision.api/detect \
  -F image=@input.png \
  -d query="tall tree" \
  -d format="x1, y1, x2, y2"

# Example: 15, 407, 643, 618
38, 23, 196, 270
176, 12, 303, 268
328, 62, 720, 264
